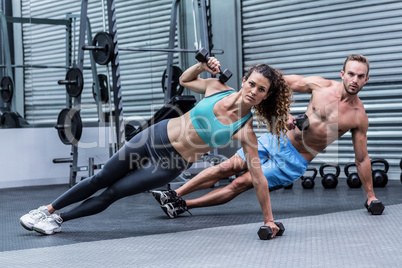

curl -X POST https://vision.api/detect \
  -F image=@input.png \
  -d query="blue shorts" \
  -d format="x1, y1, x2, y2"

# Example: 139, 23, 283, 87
237, 133, 310, 191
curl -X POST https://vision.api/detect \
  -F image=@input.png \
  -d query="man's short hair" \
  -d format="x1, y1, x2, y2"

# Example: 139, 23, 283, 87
343, 54, 370, 75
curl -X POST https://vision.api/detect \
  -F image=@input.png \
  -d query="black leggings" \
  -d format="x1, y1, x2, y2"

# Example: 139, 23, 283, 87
51, 119, 189, 222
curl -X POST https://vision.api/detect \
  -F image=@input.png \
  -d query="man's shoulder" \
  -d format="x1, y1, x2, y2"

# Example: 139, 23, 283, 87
352, 100, 369, 130
306, 76, 337, 89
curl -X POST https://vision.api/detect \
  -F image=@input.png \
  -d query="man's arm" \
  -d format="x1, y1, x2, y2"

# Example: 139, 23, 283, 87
351, 114, 377, 203
284, 75, 332, 93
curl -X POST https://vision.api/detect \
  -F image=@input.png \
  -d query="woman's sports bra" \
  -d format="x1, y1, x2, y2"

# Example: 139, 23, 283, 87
190, 90, 252, 148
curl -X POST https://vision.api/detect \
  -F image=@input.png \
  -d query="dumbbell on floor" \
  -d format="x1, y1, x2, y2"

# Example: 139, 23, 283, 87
364, 199, 385, 215
257, 222, 285, 240
195, 48, 232, 83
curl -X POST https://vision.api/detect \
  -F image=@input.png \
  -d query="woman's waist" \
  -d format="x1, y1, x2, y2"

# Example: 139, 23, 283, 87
167, 118, 213, 163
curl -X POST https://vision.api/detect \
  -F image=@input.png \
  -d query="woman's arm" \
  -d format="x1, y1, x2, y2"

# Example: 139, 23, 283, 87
234, 121, 280, 236
179, 58, 221, 94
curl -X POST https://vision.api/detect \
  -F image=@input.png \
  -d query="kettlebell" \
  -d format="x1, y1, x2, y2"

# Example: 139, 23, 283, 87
301, 167, 317, 189
371, 158, 389, 187
284, 183, 293, 189
344, 162, 361, 188
319, 163, 340, 189
399, 159, 402, 183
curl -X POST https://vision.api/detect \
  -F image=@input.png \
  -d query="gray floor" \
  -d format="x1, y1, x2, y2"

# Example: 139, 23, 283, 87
1, 179, 401, 267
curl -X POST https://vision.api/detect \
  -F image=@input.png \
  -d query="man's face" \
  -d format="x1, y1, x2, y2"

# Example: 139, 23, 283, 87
340, 61, 369, 95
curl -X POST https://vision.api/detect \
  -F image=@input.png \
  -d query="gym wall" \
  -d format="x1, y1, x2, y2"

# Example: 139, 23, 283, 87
0, 0, 401, 188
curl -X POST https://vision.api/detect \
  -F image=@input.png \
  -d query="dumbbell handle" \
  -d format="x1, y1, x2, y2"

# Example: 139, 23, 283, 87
82, 45, 107, 51
58, 80, 77, 85
195, 48, 220, 69
195, 48, 232, 83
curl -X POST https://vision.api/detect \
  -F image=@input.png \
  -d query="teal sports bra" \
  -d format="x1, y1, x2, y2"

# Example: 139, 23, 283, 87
190, 90, 252, 148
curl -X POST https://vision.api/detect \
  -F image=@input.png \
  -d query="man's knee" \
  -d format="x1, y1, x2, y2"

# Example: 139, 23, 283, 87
230, 173, 253, 193
216, 161, 234, 175
216, 154, 247, 175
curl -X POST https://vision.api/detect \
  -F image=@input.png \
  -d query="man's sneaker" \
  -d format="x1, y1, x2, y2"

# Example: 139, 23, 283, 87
19, 206, 50, 231
33, 214, 63, 235
161, 199, 191, 219
151, 190, 179, 205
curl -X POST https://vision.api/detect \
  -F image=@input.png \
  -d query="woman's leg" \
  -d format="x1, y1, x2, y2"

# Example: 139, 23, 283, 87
60, 161, 185, 221
51, 130, 150, 211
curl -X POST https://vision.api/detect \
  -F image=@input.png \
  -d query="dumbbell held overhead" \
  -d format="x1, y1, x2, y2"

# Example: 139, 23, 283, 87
195, 48, 232, 84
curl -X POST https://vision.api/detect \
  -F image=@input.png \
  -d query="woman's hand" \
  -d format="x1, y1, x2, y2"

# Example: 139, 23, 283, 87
202, 57, 221, 76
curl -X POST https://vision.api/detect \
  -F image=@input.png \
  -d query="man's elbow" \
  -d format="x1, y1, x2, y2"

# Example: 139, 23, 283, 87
355, 155, 370, 167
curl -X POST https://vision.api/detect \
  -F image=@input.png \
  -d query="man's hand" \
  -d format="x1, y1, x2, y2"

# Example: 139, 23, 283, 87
265, 221, 280, 238
367, 196, 379, 206
287, 114, 296, 130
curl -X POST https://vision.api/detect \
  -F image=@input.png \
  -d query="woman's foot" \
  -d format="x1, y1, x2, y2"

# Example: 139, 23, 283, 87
19, 206, 50, 231
33, 214, 63, 235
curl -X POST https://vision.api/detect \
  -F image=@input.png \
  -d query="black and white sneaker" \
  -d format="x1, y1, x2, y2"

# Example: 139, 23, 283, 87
151, 190, 179, 205
161, 199, 191, 219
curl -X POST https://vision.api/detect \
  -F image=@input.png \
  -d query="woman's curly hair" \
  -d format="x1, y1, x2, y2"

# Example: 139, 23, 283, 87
244, 64, 292, 144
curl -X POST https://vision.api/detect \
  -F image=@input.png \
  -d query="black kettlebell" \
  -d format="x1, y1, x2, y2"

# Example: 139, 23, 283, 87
284, 183, 293, 189
320, 163, 340, 189
371, 159, 389, 187
301, 167, 317, 189
344, 162, 361, 188
399, 159, 402, 183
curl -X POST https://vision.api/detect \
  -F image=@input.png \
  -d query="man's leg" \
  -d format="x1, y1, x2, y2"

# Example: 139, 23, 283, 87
155, 154, 251, 218
176, 154, 248, 197
185, 171, 253, 208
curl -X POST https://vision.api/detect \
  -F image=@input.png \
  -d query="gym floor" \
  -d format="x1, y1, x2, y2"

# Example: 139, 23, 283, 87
1, 179, 401, 267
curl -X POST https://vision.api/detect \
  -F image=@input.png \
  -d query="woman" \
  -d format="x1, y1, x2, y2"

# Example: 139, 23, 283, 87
20, 57, 291, 235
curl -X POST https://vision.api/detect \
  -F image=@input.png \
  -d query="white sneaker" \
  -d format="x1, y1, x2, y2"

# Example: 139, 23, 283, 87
20, 206, 50, 231
33, 214, 63, 235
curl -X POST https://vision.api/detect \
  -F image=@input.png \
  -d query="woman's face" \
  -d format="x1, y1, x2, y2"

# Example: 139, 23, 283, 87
241, 72, 272, 106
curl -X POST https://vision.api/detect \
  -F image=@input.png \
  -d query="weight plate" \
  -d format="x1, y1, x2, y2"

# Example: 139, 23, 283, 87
162, 66, 184, 97
55, 108, 83, 145
92, 74, 109, 103
1, 76, 14, 103
92, 32, 114, 65
65, 68, 84, 98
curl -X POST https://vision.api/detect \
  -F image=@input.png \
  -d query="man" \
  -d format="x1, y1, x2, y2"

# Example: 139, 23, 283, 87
152, 54, 383, 233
